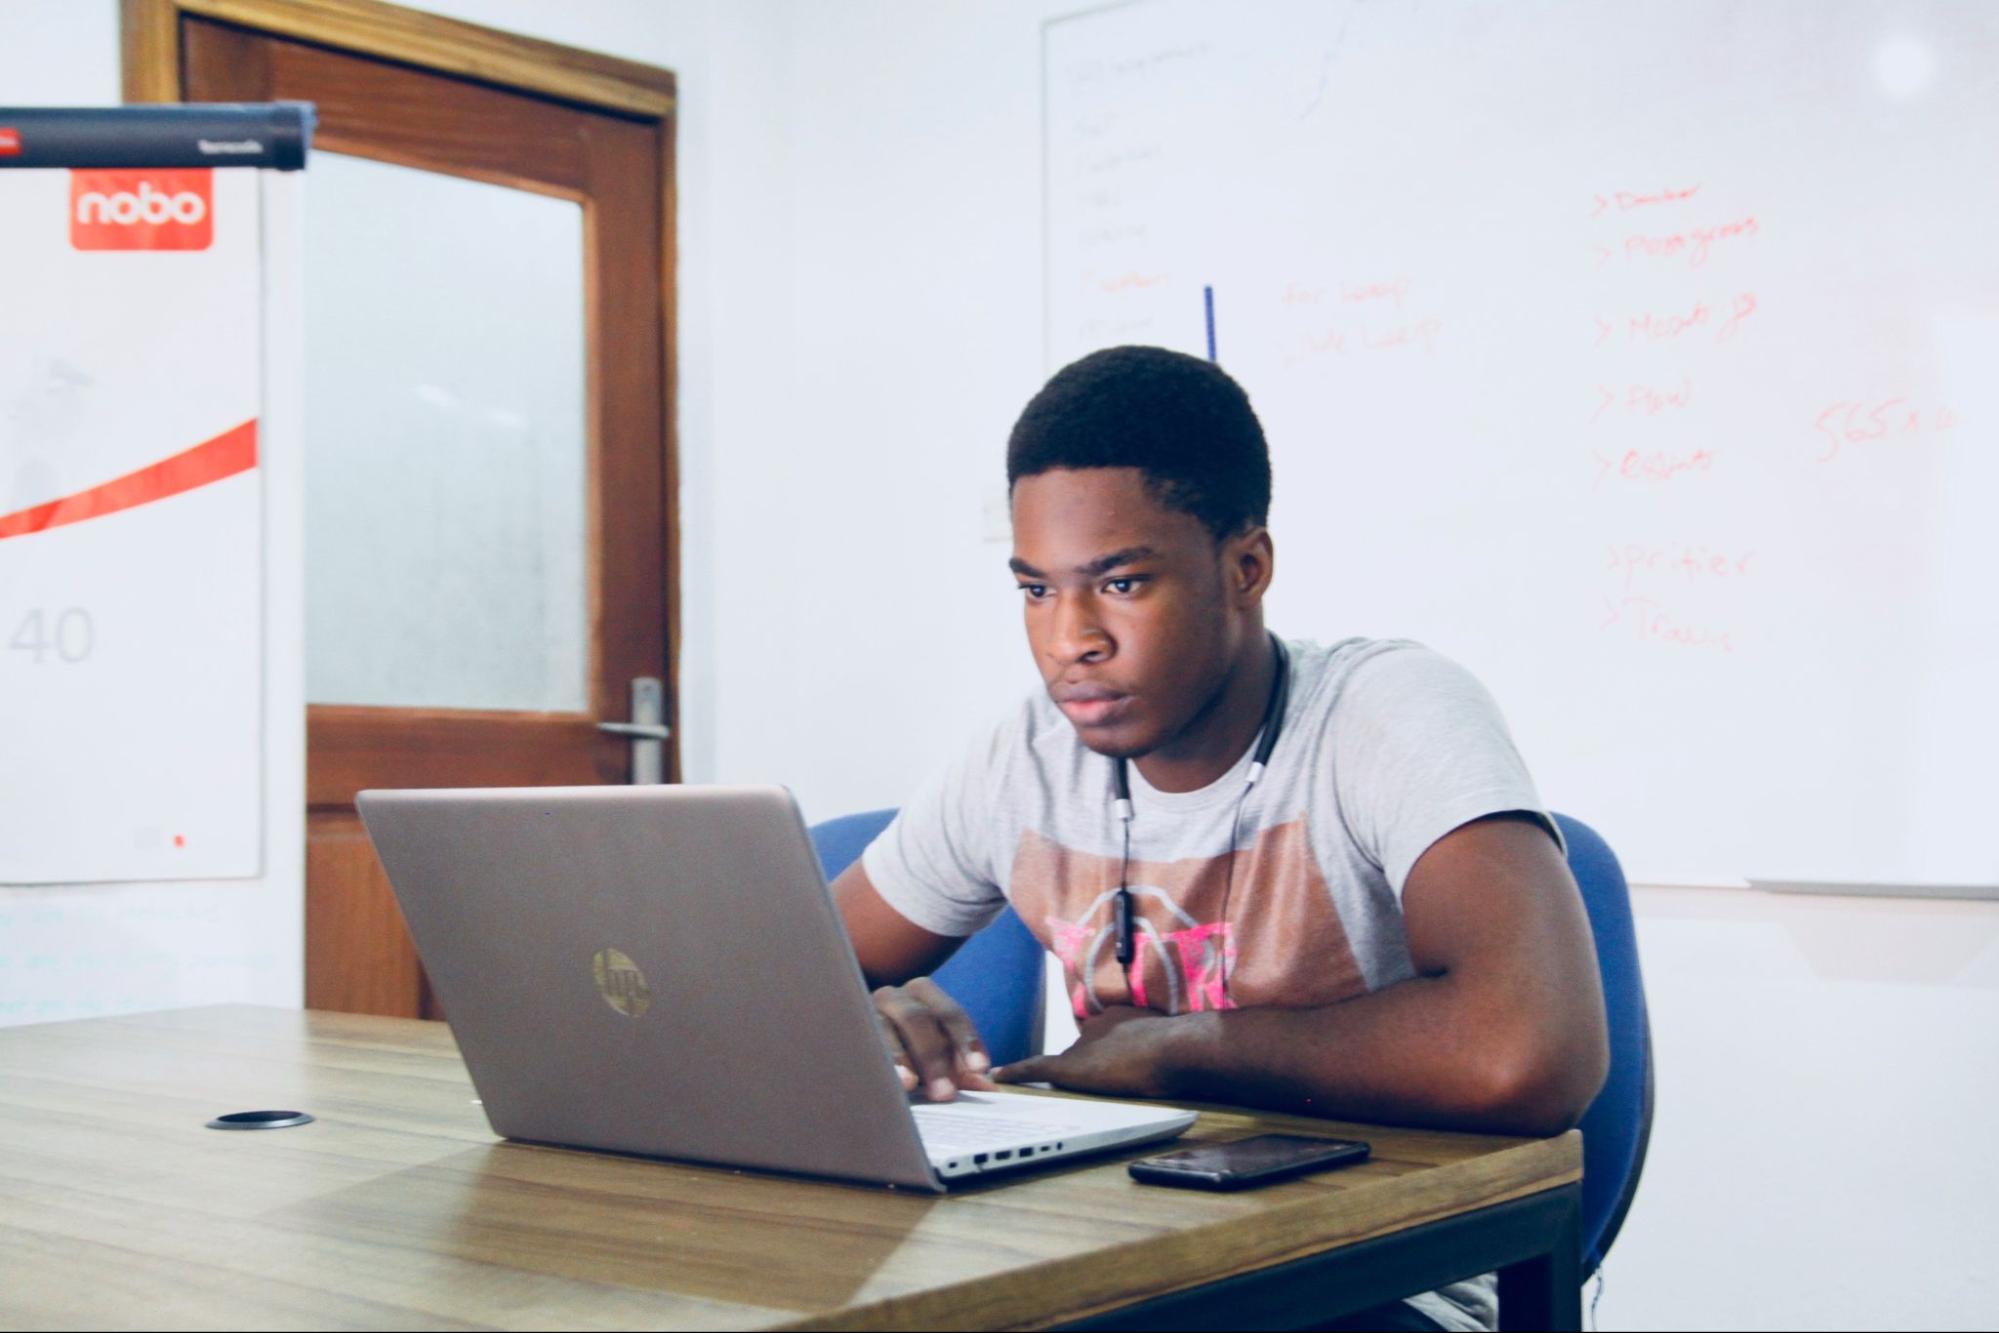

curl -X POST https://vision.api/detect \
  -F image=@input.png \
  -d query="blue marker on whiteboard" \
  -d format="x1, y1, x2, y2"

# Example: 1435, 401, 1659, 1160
1204, 285, 1217, 362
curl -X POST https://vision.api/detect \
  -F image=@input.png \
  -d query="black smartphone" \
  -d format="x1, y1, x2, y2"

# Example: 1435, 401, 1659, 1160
1127, 1134, 1370, 1191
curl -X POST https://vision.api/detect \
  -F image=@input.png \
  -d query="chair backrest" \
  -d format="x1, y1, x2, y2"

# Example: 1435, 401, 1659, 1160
811, 807, 1650, 1275
1552, 812, 1654, 1279
808, 808, 1045, 1067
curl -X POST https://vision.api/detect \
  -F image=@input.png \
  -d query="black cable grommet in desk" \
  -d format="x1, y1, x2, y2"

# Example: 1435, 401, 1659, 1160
205, 1110, 314, 1130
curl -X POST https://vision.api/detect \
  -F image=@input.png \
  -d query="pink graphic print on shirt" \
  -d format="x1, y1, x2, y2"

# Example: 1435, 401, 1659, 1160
1009, 819, 1368, 1019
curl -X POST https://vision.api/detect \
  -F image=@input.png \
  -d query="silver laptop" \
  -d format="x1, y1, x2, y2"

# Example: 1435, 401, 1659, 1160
356, 784, 1194, 1191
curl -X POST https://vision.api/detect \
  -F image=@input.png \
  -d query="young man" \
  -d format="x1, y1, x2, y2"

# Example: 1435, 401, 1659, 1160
830, 345, 1608, 1329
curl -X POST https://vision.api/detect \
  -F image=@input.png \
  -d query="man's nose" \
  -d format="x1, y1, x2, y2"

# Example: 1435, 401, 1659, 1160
1049, 593, 1111, 665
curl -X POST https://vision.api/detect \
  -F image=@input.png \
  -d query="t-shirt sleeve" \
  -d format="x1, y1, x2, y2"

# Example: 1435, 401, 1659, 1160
859, 724, 1010, 939
1332, 646, 1563, 899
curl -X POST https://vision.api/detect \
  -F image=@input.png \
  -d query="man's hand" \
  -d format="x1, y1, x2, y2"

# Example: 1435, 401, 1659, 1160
993, 1006, 1178, 1099
872, 976, 997, 1101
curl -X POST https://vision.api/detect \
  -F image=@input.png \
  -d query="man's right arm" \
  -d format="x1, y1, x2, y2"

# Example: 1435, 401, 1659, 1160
830, 859, 995, 1101
831, 858, 958, 987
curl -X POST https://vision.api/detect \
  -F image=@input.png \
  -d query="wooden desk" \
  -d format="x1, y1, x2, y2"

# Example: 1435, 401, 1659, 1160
0, 1007, 1581, 1330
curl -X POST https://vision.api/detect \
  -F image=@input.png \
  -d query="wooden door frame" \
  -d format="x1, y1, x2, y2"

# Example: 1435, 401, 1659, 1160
119, 0, 683, 784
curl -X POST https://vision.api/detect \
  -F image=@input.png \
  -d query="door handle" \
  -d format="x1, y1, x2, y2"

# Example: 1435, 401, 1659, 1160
597, 677, 669, 783
597, 722, 671, 739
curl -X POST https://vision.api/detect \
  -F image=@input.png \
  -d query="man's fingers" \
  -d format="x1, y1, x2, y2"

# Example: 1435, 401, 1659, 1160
873, 1012, 918, 1091
873, 986, 960, 1100
874, 978, 999, 1096
906, 977, 991, 1075
992, 1054, 1059, 1086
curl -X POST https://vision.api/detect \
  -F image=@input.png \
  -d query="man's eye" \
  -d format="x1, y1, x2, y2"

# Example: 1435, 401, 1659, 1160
1106, 577, 1140, 595
1019, 584, 1048, 600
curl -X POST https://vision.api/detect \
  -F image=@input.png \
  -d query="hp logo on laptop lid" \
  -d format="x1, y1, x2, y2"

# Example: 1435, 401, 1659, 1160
592, 948, 652, 1018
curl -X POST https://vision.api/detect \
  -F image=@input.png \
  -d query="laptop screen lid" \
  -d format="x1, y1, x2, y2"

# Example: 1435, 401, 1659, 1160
357, 784, 942, 1191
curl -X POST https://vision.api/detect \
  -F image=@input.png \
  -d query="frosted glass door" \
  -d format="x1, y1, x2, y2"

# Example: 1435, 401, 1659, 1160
304, 152, 587, 712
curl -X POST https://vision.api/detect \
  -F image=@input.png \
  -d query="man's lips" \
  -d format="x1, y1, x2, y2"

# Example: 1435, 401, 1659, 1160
1052, 684, 1132, 728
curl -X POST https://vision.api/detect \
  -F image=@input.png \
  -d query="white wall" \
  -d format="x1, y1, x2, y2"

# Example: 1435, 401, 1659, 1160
695, 1, 1064, 819
1608, 887, 1998, 1332
3, 3, 1993, 1329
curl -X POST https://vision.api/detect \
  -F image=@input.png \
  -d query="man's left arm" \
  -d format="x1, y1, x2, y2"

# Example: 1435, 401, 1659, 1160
995, 813, 1610, 1137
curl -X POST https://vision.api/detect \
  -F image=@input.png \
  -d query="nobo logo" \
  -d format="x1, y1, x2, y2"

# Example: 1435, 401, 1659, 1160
70, 169, 214, 251
592, 948, 652, 1018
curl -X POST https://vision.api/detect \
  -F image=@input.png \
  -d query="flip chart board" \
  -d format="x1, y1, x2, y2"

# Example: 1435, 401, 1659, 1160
0, 106, 307, 884
1045, 1, 1999, 887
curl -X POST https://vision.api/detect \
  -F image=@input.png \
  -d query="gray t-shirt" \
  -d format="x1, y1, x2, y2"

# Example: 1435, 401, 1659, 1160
862, 635, 1560, 1333
865, 636, 1559, 1019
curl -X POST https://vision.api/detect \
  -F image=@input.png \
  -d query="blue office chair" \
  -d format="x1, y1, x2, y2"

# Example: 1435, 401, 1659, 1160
810, 807, 1651, 1278
1551, 811, 1654, 1280
810, 808, 1045, 1066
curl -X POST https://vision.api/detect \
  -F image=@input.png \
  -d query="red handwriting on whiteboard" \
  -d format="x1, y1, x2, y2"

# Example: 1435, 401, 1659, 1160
1096, 270, 1168, 294
1599, 292, 1757, 346
1362, 318, 1442, 352
1624, 215, 1760, 267
1296, 318, 1443, 358
1593, 377, 1694, 422
1592, 447, 1716, 487
1285, 276, 1413, 307
1811, 399, 1959, 463
1599, 595, 1735, 652
1622, 300, 1707, 342
1592, 184, 1701, 217
1716, 291, 1758, 341
1342, 275, 1410, 307
1607, 544, 1754, 589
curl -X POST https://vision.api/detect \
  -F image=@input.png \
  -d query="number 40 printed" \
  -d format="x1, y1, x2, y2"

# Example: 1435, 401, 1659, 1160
7, 608, 95, 664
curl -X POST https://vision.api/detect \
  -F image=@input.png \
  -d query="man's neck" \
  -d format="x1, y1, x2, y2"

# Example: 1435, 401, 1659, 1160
1132, 629, 1277, 795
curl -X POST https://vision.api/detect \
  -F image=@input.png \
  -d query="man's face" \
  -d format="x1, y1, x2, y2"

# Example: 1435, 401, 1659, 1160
1009, 467, 1255, 759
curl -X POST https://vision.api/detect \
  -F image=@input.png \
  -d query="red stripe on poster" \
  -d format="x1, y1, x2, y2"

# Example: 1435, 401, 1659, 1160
0, 420, 258, 541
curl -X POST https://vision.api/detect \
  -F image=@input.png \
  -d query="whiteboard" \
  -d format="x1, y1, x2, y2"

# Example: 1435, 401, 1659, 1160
1045, 0, 1999, 887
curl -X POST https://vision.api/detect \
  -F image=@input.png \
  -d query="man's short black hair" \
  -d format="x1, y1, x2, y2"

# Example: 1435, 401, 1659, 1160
1006, 345, 1272, 542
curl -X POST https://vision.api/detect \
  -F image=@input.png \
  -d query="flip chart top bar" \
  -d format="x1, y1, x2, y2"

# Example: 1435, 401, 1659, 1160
0, 104, 314, 170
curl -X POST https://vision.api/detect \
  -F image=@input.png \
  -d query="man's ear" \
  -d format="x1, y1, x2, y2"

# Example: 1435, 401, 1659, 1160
1227, 526, 1275, 605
